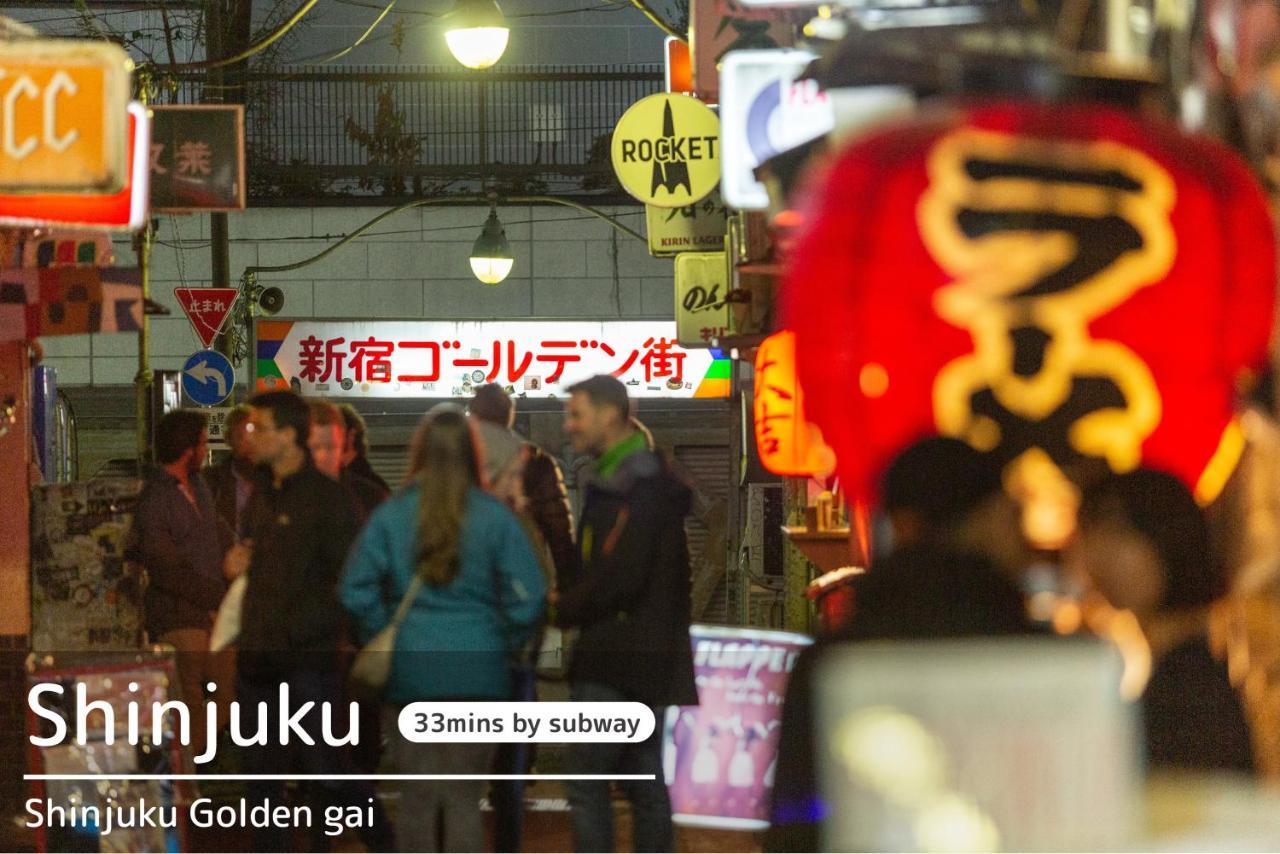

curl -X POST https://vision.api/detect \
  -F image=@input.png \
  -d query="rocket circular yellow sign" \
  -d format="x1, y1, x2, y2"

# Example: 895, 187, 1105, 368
611, 93, 720, 208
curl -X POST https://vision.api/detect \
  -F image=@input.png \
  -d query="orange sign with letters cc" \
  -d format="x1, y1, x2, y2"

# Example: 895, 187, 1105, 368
0, 41, 131, 194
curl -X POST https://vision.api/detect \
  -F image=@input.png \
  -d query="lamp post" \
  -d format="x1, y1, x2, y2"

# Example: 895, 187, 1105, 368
444, 0, 510, 69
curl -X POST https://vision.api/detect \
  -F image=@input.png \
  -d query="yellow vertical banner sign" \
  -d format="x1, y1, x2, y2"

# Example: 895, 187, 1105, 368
674, 251, 733, 348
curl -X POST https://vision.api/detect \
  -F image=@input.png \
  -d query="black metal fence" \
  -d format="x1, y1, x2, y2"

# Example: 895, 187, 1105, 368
171, 64, 664, 203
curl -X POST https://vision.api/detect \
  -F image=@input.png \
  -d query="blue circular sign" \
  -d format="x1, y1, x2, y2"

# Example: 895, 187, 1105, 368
182, 349, 235, 406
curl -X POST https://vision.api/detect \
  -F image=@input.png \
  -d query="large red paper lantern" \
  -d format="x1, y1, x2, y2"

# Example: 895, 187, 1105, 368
783, 100, 1276, 506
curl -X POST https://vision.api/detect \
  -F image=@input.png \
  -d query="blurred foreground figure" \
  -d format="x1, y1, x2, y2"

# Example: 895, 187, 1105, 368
309, 400, 388, 525
1069, 469, 1255, 774
338, 403, 391, 493
767, 437, 1037, 851
133, 410, 227, 763
342, 409, 545, 852
471, 383, 579, 587
470, 411, 550, 853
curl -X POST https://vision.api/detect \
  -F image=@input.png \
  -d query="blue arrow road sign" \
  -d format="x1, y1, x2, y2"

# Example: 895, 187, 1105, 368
182, 349, 234, 406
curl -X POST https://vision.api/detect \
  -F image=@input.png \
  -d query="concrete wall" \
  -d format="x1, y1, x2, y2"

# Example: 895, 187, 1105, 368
37, 204, 674, 386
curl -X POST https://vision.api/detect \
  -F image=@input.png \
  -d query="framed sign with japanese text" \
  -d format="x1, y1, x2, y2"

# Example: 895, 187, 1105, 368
675, 251, 734, 347
254, 319, 732, 399
647, 190, 729, 255
149, 105, 245, 212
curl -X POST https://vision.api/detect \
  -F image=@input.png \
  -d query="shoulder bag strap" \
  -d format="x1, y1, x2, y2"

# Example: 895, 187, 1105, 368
388, 574, 424, 631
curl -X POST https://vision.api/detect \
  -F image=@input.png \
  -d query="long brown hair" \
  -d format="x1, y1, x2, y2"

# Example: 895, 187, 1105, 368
406, 408, 483, 586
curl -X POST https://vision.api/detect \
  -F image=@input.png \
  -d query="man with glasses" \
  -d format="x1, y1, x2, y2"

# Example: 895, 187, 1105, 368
226, 390, 391, 852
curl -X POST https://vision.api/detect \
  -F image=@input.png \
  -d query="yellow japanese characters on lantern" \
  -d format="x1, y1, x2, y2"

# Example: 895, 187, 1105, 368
754, 330, 836, 477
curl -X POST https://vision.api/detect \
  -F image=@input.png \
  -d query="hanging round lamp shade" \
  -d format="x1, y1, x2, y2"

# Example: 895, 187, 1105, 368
444, 0, 510, 69
469, 208, 514, 284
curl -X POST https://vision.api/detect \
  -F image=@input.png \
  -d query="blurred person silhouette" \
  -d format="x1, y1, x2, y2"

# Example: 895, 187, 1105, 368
470, 415, 554, 853
230, 390, 391, 852
202, 404, 257, 537
767, 437, 1037, 852
470, 382, 579, 588
1068, 468, 1255, 774
308, 399, 388, 773
309, 400, 389, 526
338, 403, 391, 492
133, 409, 227, 763
341, 409, 546, 852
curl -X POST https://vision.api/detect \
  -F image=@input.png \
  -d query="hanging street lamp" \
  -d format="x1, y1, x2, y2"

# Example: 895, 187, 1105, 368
468, 207, 514, 284
444, 0, 510, 70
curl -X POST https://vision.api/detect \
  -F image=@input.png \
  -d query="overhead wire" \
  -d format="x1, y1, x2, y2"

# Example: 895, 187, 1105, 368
20, 6, 173, 25
613, 0, 683, 40
152, 209, 644, 249
141, 0, 318, 72
311, 0, 399, 63
289, 0, 626, 64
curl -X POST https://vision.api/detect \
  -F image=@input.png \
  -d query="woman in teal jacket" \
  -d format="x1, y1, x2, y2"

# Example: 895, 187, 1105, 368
341, 408, 545, 852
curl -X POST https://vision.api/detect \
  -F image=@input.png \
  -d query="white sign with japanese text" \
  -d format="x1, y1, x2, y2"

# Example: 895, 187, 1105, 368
254, 319, 732, 399
647, 190, 729, 256
190, 406, 234, 447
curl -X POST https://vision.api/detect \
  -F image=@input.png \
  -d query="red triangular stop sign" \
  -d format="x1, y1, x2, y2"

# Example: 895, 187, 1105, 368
175, 287, 239, 348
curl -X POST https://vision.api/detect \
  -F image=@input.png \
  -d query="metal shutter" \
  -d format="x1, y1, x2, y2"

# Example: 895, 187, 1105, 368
673, 445, 731, 624
368, 445, 412, 490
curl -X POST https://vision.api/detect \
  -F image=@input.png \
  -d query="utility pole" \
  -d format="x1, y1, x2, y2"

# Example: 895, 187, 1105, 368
208, 1, 233, 360
134, 70, 155, 468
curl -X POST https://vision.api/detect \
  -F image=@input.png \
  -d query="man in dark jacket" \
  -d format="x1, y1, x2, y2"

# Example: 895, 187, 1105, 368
308, 400, 388, 525
337, 403, 391, 493
766, 438, 1037, 852
226, 390, 391, 852
469, 384, 577, 852
556, 374, 698, 853
470, 382, 579, 587
133, 409, 227, 762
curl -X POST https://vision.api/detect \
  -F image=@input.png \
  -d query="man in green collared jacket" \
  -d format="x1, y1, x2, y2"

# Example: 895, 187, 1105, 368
556, 374, 699, 853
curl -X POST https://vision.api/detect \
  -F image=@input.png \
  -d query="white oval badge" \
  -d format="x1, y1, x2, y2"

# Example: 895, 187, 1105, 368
398, 701, 656, 743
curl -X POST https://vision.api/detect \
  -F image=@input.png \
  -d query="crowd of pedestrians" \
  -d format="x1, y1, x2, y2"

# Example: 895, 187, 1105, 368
132, 374, 1258, 852
132, 377, 697, 852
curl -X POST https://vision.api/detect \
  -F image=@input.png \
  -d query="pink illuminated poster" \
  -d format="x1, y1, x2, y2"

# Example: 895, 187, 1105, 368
664, 624, 812, 829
